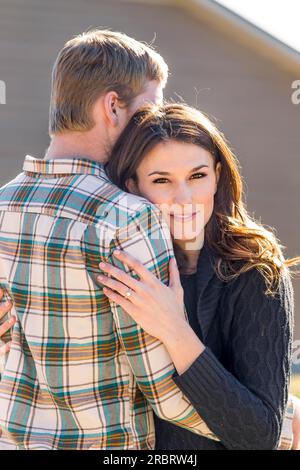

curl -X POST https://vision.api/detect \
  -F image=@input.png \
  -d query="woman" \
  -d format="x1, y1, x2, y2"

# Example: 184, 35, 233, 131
100, 102, 300, 450
0, 103, 299, 449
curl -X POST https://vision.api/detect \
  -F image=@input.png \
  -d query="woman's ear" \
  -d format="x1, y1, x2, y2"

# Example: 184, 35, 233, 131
125, 177, 140, 195
214, 162, 222, 194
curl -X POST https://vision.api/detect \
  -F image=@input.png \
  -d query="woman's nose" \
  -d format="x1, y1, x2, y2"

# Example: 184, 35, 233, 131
172, 185, 193, 205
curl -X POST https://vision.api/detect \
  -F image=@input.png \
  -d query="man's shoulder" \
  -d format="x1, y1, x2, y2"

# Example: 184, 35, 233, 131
74, 173, 153, 225
75, 173, 167, 236
0, 172, 26, 193
0, 169, 150, 226
103, 188, 159, 230
81, 183, 172, 260
0, 168, 167, 243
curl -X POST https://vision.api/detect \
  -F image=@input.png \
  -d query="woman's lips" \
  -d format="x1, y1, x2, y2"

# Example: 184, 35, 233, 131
169, 212, 197, 221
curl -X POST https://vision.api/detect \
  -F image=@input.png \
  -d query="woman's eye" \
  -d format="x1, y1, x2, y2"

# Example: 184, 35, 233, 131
191, 172, 206, 179
152, 173, 207, 184
152, 178, 169, 184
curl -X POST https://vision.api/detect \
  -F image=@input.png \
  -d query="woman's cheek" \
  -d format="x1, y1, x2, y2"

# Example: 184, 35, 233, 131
142, 185, 170, 206
203, 193, 215, 226
195, 184, 215, 227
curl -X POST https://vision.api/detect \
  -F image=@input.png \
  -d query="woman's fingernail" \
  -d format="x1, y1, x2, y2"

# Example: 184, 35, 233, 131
9, 317, 15, 324
114, 250, 121, 256
99, 262, 106, 268
97, 275, 104, 281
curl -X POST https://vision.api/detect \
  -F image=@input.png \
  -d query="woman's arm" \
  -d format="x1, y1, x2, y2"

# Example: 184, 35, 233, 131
171, 268, 294, 450
97, 252, 295, 450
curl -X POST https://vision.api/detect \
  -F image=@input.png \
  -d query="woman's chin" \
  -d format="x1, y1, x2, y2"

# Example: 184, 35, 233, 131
171, 232, 204, 250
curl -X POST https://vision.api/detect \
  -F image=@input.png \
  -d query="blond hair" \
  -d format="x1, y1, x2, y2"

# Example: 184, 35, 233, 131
49, 29, 168, 134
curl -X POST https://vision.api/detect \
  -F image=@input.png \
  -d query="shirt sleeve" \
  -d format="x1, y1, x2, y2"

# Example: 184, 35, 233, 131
105, 203, 219, 440
278, 394, 295, 450
172, 267, 294, 449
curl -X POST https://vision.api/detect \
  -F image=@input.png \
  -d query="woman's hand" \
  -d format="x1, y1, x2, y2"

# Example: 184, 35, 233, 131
98, 250, 187, 343
0, 289, 15, 357
97, 250, 205, 375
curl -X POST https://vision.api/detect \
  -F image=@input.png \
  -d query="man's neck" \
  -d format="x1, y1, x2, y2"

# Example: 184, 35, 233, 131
45, 132, 108, 164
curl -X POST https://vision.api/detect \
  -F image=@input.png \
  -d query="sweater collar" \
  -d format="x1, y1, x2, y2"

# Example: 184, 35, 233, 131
196, 241, 217, 293
195, 241, 224, 340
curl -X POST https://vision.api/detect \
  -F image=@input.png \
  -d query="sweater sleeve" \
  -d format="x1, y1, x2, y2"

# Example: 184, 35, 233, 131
172, 267, 294, 450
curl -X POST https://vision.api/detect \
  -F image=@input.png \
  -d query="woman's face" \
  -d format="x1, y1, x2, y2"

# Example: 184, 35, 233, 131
126, 140, 221, 246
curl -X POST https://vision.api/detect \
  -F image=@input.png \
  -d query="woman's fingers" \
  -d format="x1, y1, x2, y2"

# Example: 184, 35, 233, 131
0, 341, 12, 356
103, 286, 139, 316
112, 250, 159, 285
0, 300, 13, 321
169, 257, 184, 298
168, 257, 181, 288
0, 316, 16, 338
99, 260, 143, 293
98, 274, 138, 299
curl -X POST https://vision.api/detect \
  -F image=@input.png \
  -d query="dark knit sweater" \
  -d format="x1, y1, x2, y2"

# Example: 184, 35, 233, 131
154, 242, 294, 450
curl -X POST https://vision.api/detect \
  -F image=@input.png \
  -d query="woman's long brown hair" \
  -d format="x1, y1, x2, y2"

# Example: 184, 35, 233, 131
106, 103, 300, 295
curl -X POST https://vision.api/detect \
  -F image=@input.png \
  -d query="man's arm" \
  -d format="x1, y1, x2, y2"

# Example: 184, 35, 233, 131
104, 203, 219, 440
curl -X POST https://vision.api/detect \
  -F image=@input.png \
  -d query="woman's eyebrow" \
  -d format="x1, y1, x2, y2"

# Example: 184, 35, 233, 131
148, 164, 209, 176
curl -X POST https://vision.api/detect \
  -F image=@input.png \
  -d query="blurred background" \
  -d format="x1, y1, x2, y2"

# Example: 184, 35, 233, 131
0, 0, 299, 396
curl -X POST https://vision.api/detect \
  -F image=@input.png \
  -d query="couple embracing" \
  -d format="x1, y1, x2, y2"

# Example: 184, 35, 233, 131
0, 29, 299, 450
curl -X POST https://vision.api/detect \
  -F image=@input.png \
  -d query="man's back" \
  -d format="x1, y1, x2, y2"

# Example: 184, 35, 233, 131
0, 156, 163, 449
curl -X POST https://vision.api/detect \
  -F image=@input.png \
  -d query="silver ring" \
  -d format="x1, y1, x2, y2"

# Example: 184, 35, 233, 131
124, 288, 133, 299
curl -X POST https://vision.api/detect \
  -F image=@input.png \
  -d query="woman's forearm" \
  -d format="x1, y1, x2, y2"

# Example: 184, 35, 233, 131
171, 270, 293, 450
163, 319, 206, 375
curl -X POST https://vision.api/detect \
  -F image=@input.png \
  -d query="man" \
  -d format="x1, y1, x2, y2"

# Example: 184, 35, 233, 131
0, 29, 215, 450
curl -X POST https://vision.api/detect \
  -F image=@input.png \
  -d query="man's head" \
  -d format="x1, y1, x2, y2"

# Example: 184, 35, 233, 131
49, 29, 168, 159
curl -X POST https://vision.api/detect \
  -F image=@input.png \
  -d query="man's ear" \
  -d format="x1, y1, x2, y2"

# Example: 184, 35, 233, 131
103, 91, 120, 127
125, 178, 140, 195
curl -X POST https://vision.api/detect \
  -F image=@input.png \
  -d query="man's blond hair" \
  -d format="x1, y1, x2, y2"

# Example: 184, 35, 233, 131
49, 29, 168, 135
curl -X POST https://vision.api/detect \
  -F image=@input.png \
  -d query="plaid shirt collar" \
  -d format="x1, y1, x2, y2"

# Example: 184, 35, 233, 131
23, 155, 110, 180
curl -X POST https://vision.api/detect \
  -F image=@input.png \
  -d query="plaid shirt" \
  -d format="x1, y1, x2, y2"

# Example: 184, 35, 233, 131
0, 156, 218, 450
